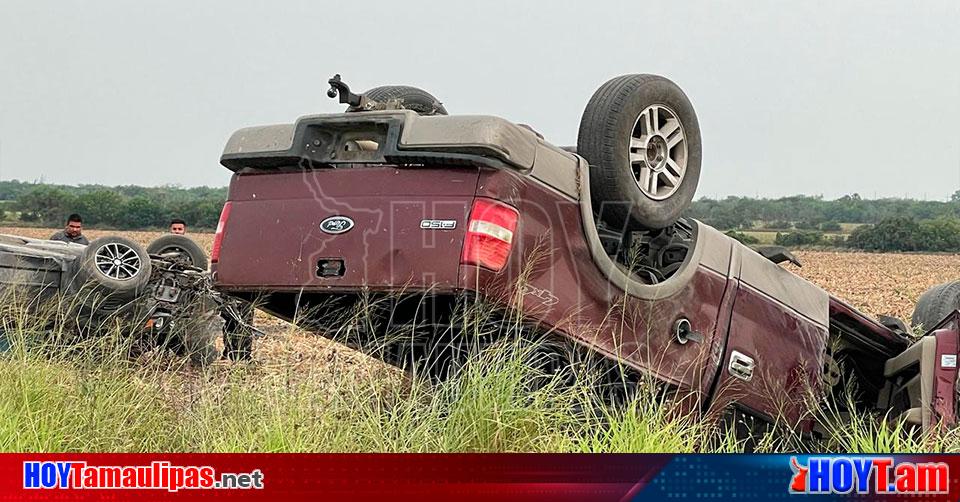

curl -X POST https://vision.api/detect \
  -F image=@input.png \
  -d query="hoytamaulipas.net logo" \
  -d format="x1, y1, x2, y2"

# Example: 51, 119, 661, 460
23, 461, 264, 492
789, 456, 948, 495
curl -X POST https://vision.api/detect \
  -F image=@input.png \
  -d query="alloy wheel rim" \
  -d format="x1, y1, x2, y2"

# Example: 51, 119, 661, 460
628, 104, 688, 200
94, 242, 142, 281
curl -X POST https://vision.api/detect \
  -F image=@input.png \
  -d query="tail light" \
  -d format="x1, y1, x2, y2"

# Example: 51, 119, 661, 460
461, 198, 519, 271
210, 201, 232, 264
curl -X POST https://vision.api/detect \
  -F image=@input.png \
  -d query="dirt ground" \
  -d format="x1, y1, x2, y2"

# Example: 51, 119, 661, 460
791, 250, 960, 321
5, 225, 960, 361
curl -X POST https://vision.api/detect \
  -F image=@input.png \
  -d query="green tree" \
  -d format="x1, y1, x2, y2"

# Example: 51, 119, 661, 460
795, 220, 821, 230
918, 218, 960, 252
119, 197, 167, 229
0, 180, 37, 200
16, 186, 78, 226
167, 194, 225, 229
724, 230, 759, 245
76, 190, 125, 226
848, 217, 921, 252
774, 230, 823, 247
766, 220, 794, 230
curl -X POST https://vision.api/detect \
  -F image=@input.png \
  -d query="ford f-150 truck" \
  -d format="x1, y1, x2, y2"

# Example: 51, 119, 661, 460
210, 74, 960, 437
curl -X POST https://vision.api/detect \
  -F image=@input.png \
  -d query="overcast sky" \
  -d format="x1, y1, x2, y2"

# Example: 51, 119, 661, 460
1, 0, 958, 199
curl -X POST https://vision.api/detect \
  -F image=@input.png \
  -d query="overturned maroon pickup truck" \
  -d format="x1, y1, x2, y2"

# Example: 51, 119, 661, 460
211, 74, 960, 437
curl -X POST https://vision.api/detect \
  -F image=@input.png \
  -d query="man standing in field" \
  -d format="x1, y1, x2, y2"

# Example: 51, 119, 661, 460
169, 218, 187, 235
49, 213, 89, 245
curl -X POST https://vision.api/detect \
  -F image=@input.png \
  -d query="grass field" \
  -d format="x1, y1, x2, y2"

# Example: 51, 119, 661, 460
3, 225, 960, 453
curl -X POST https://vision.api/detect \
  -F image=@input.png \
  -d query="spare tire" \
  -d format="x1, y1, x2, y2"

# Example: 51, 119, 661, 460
147, 235, 208, 270
578, 74, 701, 230
74, 236, 152, 306
911, 280, 960, 333
351, 85, 448, 116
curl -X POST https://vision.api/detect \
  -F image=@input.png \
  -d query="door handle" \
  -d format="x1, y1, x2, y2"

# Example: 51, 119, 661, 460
674, 318, 704, 345
728, 350, 755, 381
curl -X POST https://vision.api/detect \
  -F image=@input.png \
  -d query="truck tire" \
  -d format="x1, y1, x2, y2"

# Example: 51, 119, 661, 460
351, 85, 448, 116
578, 74, 701, 230
147, 235, 208, 270
74, 236, 151, 306
911, 280, 960, 333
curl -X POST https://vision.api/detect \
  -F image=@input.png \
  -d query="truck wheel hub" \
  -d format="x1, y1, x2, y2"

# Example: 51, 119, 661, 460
646, 136, 668, 171
629, 104, 688, 201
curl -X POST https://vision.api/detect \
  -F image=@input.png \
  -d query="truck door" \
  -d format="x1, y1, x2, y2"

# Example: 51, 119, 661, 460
711, 244, 830, 426
614, 224, 739, 397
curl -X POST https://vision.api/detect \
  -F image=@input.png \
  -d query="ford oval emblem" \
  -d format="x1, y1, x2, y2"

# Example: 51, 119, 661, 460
320, 216, 354, 235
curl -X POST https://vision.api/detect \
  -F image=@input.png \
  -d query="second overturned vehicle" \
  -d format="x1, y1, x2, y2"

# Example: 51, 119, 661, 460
0, 233, 253, 364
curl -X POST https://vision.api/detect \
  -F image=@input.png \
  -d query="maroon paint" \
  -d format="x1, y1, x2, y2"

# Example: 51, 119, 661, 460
829, 296, 909, 351
216, 168, 478, 290
932, 314, 960, 428
714, 283, 827, 426
213, 164, 931, 426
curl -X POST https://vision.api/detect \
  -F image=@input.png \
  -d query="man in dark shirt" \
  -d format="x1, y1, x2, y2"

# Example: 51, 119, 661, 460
169, 218, 186, 235
49, 213, 89, 245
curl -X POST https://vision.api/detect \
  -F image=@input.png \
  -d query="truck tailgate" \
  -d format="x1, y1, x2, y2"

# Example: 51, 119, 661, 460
214, 167, 479, 291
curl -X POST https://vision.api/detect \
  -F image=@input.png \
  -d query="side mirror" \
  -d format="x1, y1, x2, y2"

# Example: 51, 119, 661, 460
878, 315, 911, 336
754, 245, 802, 267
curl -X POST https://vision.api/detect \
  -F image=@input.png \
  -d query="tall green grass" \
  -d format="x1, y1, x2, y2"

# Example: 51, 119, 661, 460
0, 285, 954, 453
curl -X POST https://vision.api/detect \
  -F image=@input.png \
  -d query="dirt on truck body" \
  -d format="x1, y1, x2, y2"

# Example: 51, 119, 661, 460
211, 74, 960, 439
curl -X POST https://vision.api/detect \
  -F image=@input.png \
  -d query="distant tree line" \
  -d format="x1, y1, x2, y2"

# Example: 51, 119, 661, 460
720, 217, 960, 253
695, 191, 960, 252
686, 191, 960, 230
3, 180, 960, 251
845, 217, 960, 252
0, 180, 226, 230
